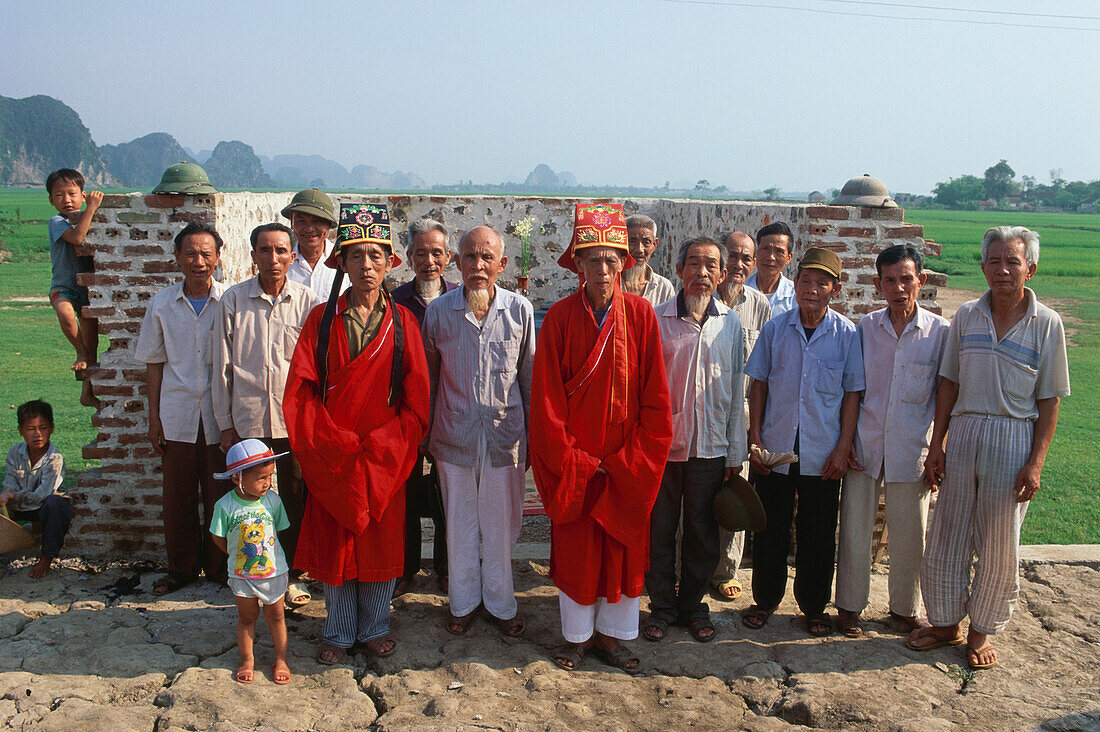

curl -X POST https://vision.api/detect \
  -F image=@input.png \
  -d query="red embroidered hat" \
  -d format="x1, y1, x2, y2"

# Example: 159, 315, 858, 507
557, 203, 636, 273
213, 438, 289, 480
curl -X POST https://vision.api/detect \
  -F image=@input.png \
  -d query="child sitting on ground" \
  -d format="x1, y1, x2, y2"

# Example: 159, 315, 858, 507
1, 400, 73, 578
209, 439, 292, 685
45, 168, 102, 408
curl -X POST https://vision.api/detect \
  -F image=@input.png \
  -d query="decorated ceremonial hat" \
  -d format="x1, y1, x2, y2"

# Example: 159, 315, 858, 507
213, 438, 289, 480
712, 473, 767, 533
798, 247, 843, 280
325, 203, 401, 269
557, 202, 636, 273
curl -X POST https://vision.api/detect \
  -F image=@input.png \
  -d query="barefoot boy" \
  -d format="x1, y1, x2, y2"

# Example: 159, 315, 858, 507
1, 400, 73, 578
45, 168, 101, 408
209, 439, 291, 685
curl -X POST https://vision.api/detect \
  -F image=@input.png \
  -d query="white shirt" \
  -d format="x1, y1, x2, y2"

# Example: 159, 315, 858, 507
287, 240, 349, 301
655, 293, 746, 466
135, 280, 227, 445
641, 266, 676, 307
854, 306, 949, 482
746, 272, 796, 318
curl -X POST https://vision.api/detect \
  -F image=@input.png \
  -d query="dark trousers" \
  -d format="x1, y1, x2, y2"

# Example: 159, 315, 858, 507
645, 457, 726, 623
11, 494, 72, 557
267, 437, 305, 577
402, 457, 447, 581
162, 438, 227, 581
750, 462, 841, 617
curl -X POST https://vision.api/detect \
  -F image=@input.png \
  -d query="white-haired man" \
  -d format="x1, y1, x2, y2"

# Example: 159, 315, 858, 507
910, 226, 1069, 670
421, 225, 534, 637
622, 214, 675, 306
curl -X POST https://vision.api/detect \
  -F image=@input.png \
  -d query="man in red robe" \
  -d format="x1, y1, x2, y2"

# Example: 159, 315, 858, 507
283, 203, 429, 665
532, 203, 673, 674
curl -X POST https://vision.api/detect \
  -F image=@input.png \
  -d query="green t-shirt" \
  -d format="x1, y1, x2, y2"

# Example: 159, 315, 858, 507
209, 490, 290, 579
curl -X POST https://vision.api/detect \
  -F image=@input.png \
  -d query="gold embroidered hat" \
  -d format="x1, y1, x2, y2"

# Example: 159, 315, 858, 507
557, 202, 636, 273
325, 203, 401, 269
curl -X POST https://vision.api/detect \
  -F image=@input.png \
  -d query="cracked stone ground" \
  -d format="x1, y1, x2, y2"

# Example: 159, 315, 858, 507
0, 553, 1097, 731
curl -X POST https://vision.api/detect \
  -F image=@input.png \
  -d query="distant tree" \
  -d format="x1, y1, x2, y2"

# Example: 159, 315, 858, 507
664, 180, 670, 190
695, 179, 711, 193
309, 177, 325, 187
983, 159, 1018, 200
1021, 175, 1037, 192
933, 174, 986, 208
714, 185, 729, 194
1049, 168, 1065, 188
763, 186, 780, 201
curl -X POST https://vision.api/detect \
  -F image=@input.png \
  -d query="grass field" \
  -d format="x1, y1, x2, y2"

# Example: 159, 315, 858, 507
0, 188, 1096, 542
908, 209, 1100, 544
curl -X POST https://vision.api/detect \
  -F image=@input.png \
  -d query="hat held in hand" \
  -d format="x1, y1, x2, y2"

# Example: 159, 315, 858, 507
713, 473, 766, 533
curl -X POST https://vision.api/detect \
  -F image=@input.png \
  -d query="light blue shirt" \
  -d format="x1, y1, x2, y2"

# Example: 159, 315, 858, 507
746, 272, 796, 318
48, 214, 84, 292
745, 306, 864, 476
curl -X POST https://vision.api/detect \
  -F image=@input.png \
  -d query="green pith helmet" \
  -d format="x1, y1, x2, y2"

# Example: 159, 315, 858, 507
152, 161, 218, 195
280, 187, 337, 226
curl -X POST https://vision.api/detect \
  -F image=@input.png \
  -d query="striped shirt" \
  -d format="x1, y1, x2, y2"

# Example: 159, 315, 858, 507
940, 288, 1070, 421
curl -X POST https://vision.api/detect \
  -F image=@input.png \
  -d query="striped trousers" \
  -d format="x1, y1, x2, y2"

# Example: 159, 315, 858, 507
322, 578, 396, 648
920, 414, 1032, 635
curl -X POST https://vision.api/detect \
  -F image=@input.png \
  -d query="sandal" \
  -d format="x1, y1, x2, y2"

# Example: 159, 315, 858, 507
153, 574, 191, 596
967, 642, 997, 669
712, 579, 742, 601
741, 605, 774, 630
491, 612, 526, 637
889, 611, 931, 633
446, 604, 481, 635
642, 615, 669, 642
593, 644, 643, 676
392, 577, 411, 599
271, 660, 290, 685
235, 662, 254, 684
687, 618, 716, 643
316, 642, 347, 666
837, 610, 863, 638
285, 581, 312, 607
364, 635, 397, 658
807, 614, 832, 637
552, 643, 588, 671
906, 626, 965, 651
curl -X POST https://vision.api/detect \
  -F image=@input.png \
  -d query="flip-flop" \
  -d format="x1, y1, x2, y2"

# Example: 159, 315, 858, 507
642, 615, 669, 642
967, 643, 997, 669
316, 642, 347, 666
593, 644, 643, 676
688, 618, 716, 643
712, 579, 742, 601
906, 626, 965, 651
741, 605, 774, 630
807, 614, 832, 637
552, 643, 588, 671
285, 581, 312, 607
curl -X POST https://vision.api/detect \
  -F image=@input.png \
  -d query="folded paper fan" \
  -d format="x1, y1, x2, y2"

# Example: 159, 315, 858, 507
750, 444, 799, 468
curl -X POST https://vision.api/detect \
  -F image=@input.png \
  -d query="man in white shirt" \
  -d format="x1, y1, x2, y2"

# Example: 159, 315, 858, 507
283, 188, 348, 300
835, 244, 948, 637
136, 222, 228, 595
644, 237, 745, 643
621, 214, 676, 306
745, 222, 796, 317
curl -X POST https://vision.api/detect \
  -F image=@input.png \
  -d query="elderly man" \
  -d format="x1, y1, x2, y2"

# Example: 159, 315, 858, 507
742, 248, 864, 637
392, 217, 460, 595
283, 203, 429, 664
532, 203, 673, 674
421, 225, 534, 636
213, 223, 317, 607
283, 188, 348, 299
712, 231, 771, 601
621, 214, 675, 306
835, 245, 949, 637
136, 222, 228, 595
910, 227, 1069, 670
746, 222, 796, 317
644, 236, 744, 643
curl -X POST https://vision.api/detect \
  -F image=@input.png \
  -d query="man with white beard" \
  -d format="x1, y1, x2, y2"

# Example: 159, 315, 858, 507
421, 226, 535, 636
621, 214, 675, 306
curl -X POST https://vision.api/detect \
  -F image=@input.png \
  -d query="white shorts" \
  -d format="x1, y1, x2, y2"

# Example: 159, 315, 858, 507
228, 573, 289, 606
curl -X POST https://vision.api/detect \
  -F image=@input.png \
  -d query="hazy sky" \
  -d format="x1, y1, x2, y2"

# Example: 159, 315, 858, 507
4, 0, 1098, 193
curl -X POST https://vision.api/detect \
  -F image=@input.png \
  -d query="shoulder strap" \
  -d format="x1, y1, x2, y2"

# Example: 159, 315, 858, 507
315, 271, 345, 397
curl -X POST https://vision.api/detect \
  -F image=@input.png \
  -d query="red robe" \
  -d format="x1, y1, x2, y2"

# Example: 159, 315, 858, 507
531, 288, 673, 604
282, 294, 429, 585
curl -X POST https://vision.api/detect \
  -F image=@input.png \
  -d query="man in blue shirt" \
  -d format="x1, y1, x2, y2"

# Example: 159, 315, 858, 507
741, 247, 864, 637
745, 222, 797, 318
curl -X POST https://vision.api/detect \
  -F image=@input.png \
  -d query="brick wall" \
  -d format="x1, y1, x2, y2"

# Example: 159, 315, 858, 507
72, 193, 940, 556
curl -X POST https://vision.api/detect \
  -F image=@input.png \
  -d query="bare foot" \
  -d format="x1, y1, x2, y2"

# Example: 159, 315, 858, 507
272, 659, 290, 685
72, 356, 88, 372
236, 659, 254, 684
80, 381, 100, 409
28, 556, 53, 579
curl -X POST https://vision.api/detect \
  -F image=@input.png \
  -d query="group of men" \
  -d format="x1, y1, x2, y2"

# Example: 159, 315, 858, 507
136, 189, 1068, 673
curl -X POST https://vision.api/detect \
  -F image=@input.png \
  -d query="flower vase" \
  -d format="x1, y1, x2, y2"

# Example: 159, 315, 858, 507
516, 275, 529, 297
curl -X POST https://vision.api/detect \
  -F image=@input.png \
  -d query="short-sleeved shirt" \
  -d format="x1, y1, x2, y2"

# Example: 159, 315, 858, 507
745, 306, 865, 476
722, 284, 772, 416
640, 266, 677, 307
855, 306, 949, 482
135, 280, 227, 445
3, 442, 65, 512
940, 288, 1070, 421
746, 272, 796, 318
48, 214, 90, 293
209, 490, 290, 579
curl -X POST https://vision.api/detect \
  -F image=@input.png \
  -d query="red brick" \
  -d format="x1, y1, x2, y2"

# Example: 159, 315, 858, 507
81, 307, 114, 318
142, 494, 164, 505
430, 197, 448, 204
77, 274, 120, 287
122, 369, 147, 380
926, 272, 948, 287
142, 260, 178, 273
852, 303, 879, 314
123, 400, 146, 413
118, 432, 149, 444
124, 245, 164, 256
807, 224, 831, 236
97, 260, 134, 271
127, 275, 172, 287
923, 238, 942, 255
94, 383, 136, 396
144, 194, 186, 208
92, 415, 136, 428
837, 226, 875, 238
111, 290, 133, 302
108, 337, 132, 350
97, 321, 140, 334
100, 463, 143, 474
124, 306, 148, 318
806, 206, 849, 220
109, 508, 149, 519
74, 243, 94, 257
157, 229, 175, 241
99, 194, 133, 209
883, 225, 923, 239
106, 227, 122, 238
168, 211, 215, 223
860, 207, 904, 221
83, 444, 130, 460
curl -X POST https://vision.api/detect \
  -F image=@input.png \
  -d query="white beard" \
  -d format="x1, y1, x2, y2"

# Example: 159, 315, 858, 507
684, 293, 710, 319
417, 277, 442, 302
621, 263, 647, 287
465, 287, 491, 313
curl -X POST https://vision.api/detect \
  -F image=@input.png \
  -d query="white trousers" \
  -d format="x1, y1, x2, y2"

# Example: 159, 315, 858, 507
437, 442, 524, 620
920, 415, 1032, 635
835, 472, 930, 616
559, 591, 641, 643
